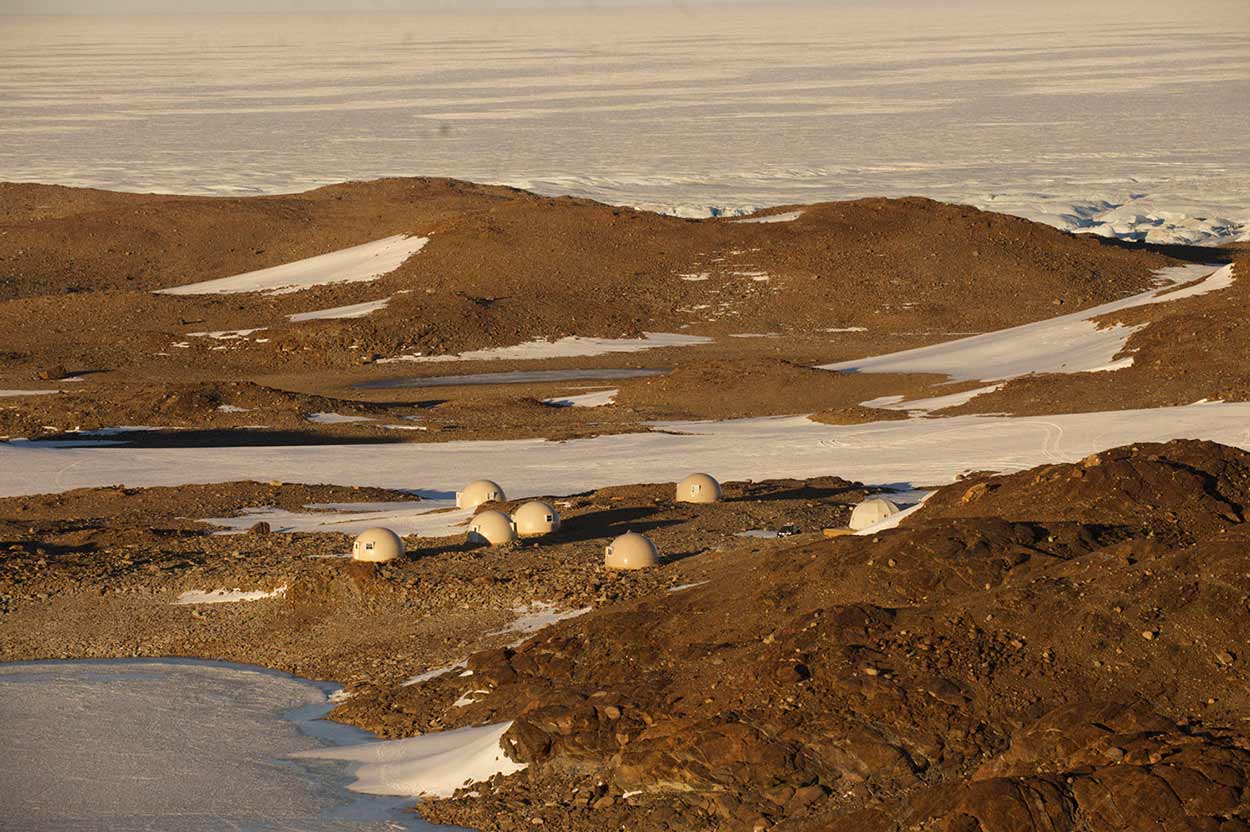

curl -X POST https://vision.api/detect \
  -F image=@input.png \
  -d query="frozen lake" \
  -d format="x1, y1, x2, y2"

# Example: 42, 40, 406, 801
0, 660, 451, 832
360, 368, 664, 388
1, 0, 1247, 243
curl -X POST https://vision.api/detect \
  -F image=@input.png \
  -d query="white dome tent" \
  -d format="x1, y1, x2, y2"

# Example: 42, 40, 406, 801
513, 500, 561, 537
467, 510, 517, 546
604, 531, 658, 570
352, 528, 404, 562
457, 479, 506, 509
848, 497, 901, 532
676, 473, 722, 504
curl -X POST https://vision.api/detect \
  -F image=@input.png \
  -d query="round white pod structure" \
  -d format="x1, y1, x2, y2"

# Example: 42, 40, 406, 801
457, 479, 505, 509
467, 510, 517, 546
604, 532, 659, 570
352, 527, 404, 563
676, 473, 722, 504
848, 497, 901, 531
513, 500, 561, 538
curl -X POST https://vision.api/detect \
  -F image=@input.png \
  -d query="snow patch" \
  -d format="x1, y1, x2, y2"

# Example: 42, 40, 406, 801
156, 236, 428, 296
732, 210, 803, 224
186, 328, 266, 340
823, 263, 1229, 383
488, 602, 592, 638
289, 297, 392, 322
201, 499, 467, 539
401, 661, 467, 687
174, 585, 287, 605
0, 389, 60, 397
307, 412, 374, 425
542, 388, 617, 408
380, 332, 710, 363
291, 721, 527, 798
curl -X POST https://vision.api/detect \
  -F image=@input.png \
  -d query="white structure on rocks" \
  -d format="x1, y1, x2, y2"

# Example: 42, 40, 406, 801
849, 497, 901, 531
467, 510, 517, 546
676, 473, 721, 504
352, 527, 404, 562
605, 531, 658, 570
513, 500, 561, 537
457, 479, 505, 509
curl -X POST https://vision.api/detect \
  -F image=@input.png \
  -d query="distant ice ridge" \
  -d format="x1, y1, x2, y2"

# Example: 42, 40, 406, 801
629, 193, 1246, 246
980, 194, 1247, 246
7, 4, 1247, 248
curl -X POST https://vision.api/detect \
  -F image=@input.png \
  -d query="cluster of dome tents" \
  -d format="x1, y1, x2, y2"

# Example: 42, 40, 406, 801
350, 474, 902, 568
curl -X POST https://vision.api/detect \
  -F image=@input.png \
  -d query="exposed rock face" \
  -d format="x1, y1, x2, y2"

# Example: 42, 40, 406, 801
410, 440, 1250, 831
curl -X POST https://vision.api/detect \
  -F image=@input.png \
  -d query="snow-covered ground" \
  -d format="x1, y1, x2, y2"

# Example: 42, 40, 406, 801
4, 2, 1246, 245
823, 263, 1229, 384
6, 404, 1250, 504
204, 498, 469, 540
156, 236, 428, 296
0, 660, 443, 830
380, 333, 710, 364
732, 210, 804, 224
292, 721, 526, 799
174, 585, 288, 605
290, 297, 393, 322
307, 412, 375, 425
542, 388, 617, 408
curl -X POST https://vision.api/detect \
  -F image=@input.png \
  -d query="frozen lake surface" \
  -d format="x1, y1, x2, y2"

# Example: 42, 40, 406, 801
361, 368, 664, 389
0, 660, 451, 832
1, 0, 1246, 244
6, 403, 1250, 502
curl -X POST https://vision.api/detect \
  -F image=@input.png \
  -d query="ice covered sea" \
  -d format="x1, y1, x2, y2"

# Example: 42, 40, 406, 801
2, 0, 1247, 244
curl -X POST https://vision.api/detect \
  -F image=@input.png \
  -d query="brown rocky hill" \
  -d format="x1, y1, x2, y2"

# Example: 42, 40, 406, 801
383, 439, 1250, 832
0, 178, 1167, 374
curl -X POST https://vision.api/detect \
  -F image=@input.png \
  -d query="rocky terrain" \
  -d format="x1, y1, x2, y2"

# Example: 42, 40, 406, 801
407, 440, 1250, 832
5, 179, 1250, 832
5, 441, 1250, 831
0, 177, 1204, 445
